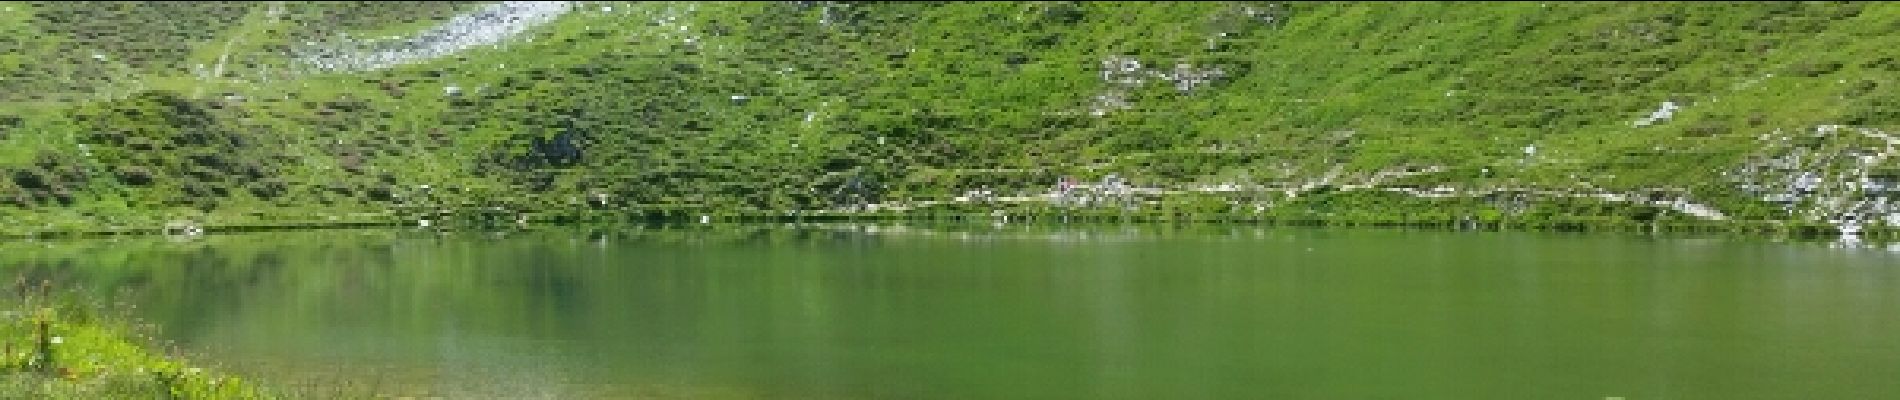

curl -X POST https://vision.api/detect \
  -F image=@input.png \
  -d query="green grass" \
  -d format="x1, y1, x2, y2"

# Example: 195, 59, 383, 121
2, 1, 1898, 236
1, 279, 276, 399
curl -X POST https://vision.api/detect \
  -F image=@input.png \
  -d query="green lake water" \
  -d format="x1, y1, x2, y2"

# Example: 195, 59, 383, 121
3, 224, 1898, 399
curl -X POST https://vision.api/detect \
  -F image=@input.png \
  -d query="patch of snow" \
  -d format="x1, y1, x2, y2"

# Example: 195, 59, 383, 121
1632, 101, 1680, 127
1670, 201, 1729, 220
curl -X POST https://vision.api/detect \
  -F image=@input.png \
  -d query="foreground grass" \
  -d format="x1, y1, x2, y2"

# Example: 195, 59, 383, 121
0, 279, 274, 399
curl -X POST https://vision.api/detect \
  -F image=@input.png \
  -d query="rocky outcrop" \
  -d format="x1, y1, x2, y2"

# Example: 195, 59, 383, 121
298, 1, 575, 72
1728, 124, 1900, 232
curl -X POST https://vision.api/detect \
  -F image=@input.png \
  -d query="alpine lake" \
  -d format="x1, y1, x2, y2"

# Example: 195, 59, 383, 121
3, 223, 1896, 399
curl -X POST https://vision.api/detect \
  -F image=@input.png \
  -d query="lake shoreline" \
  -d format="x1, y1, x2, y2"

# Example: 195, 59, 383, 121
2, 281, 278, 398
5, 205, 1892, 244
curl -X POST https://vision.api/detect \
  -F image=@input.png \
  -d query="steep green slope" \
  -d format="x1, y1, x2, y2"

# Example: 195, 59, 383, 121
1, 1, 1896, 235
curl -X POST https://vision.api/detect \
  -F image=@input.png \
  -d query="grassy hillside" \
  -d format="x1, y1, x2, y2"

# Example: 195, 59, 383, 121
1, 1, 1897, 235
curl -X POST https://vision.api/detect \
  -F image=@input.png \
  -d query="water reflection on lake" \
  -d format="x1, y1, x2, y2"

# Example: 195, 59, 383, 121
2, 224, 1897, 399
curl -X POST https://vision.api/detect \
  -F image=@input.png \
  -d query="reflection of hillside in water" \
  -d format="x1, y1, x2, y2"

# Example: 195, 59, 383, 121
2, 224, 1898, 399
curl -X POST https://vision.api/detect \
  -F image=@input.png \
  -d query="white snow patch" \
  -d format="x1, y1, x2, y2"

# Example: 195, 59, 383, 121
1632, 101, 1680, 127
